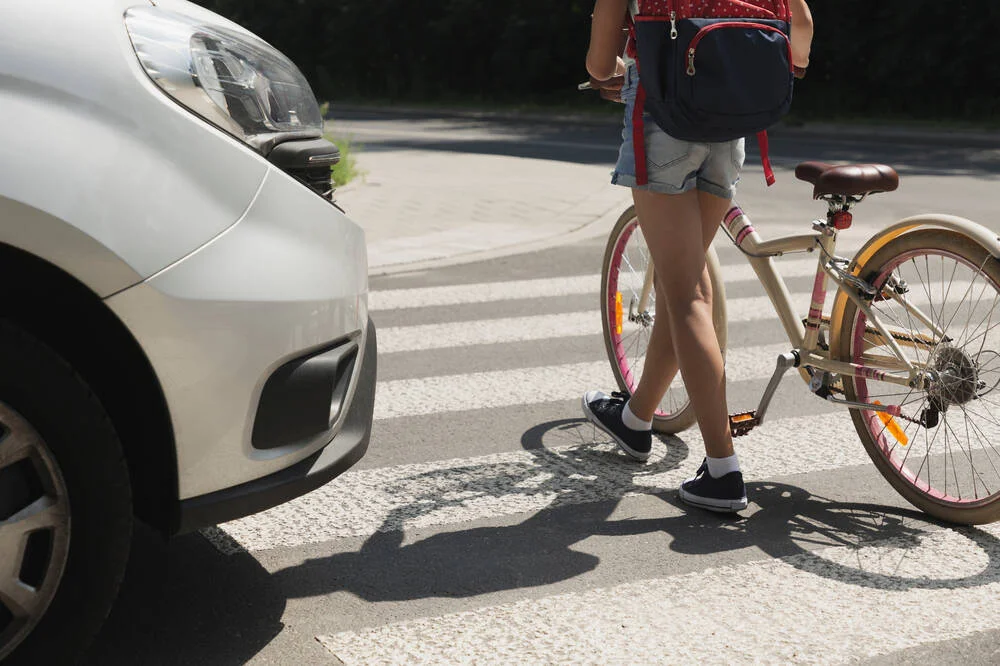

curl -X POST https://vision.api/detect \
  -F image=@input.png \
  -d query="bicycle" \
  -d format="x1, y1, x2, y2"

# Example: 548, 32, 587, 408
602, 161, 1000, 525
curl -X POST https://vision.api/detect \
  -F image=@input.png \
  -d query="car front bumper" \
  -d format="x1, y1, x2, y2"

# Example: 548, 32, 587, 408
175, 318, 376, 533
105, 164, 373, 504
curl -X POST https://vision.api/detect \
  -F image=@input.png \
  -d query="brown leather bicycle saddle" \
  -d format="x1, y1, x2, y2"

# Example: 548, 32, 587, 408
795, 162, 900, 199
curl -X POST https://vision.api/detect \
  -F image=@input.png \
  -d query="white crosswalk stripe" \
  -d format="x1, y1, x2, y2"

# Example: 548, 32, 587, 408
376, 279, 978, 354
378, 294, 787, 353
373, 343, 789, 420
370, 257, 824, 311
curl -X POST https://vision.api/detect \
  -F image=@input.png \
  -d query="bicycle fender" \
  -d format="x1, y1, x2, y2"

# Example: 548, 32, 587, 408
851, 214, 1000, 274
829, 214, 1000, 346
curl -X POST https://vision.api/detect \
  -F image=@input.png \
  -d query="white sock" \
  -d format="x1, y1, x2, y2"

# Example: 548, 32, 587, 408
622, 400, 652, 431
706, 454, 740, 479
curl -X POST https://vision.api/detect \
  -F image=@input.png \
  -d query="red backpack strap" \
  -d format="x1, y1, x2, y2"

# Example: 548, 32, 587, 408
757, 130, 776, 186
625, 10, 638, 59
627, 5, 648, 185
633, 82, 648, 186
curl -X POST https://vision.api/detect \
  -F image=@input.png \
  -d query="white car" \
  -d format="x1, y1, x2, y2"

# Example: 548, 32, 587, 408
0, 1, 376, 662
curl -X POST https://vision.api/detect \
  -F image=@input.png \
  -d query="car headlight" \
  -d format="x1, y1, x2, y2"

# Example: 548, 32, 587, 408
125, 7, 323, 152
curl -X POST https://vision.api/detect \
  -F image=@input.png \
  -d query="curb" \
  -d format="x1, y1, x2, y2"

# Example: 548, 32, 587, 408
770, 123, 1000, 149
366, 198, 629, 277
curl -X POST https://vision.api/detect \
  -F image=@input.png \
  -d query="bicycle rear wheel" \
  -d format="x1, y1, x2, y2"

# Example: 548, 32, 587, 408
833, 228, 1000, 524
600, 206, 728, 434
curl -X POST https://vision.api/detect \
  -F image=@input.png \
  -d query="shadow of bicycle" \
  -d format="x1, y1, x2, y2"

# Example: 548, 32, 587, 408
272, 418, 1000, 603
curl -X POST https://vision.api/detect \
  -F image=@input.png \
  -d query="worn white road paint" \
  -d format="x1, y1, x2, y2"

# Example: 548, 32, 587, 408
370, 258, 823, 311
377, 293, 803, 353
212, 398, 1000, 553
215, 411, 870, 551
318, 524, 1000, 665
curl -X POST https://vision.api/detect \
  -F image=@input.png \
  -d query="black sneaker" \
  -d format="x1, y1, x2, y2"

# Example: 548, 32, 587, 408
679, 459, 748, 513
581, 390, 652, 461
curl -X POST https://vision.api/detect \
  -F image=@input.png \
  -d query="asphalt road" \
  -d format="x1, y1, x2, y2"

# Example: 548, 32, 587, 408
81, 115, 1000, 665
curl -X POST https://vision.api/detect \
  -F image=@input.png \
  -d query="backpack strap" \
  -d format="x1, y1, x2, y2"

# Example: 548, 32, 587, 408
757, 130, 776, 186
632, 82, 649, 186
626, 12, 649, 186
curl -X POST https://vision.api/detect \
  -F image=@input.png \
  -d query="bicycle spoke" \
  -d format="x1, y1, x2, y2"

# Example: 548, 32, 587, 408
957, 403, 1000, 487
958, 291, 1000, 350
947, 407, 995, 499
942, 412, 976, 499
951, 272, 998, 349
959, 403, 1000, 495
940, 257, 990, 341
912, 257, 940, 341
911, 407, 947, 489
960, 397, 1000, 430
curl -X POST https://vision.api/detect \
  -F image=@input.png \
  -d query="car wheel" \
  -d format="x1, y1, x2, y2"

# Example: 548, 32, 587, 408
0, 322, 132, 664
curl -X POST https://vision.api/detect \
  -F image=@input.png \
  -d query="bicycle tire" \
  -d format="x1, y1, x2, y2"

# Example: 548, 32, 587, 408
831, 228, 1000, 525
600, 206, 728, 435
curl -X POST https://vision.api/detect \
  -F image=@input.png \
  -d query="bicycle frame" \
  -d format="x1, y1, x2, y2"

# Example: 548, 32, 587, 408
632, 202, 950, 400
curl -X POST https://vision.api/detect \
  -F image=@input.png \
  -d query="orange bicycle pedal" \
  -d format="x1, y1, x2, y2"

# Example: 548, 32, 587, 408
729, 411, 759, 437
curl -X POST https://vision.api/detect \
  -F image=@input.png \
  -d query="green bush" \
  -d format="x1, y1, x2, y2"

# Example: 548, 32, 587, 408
195, 0, 999, 122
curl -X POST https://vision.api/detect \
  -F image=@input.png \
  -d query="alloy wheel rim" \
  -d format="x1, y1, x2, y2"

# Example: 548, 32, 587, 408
0, 402, 71, 660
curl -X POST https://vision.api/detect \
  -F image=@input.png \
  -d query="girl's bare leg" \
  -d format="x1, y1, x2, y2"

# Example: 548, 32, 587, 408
627, 188, 735, 459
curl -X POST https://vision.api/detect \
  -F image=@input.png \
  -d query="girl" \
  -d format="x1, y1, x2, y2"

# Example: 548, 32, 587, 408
582, 0, 814, 512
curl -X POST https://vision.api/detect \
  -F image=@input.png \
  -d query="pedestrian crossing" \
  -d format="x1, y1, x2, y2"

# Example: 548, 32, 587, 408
318, 523, 1000, 665
206, 238, 1000, 664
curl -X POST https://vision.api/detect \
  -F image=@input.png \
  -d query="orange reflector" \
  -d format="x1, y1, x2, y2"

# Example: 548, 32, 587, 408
732, 413, 754, 423
615, 292, 623, 336
873, 401, 909, 447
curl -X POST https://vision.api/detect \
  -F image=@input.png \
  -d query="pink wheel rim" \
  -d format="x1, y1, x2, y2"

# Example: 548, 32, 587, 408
607, 218, 676, 419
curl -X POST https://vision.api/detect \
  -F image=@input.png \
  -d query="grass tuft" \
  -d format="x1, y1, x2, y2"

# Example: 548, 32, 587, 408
324, 134, 362, 187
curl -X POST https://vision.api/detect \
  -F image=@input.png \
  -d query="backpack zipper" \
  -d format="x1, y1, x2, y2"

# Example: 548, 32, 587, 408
686, 21, 791, 76
670, 12, 678, 39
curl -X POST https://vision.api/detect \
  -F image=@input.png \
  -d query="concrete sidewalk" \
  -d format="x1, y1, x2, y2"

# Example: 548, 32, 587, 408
330, 111, 999, 276
336, 149, 630, 275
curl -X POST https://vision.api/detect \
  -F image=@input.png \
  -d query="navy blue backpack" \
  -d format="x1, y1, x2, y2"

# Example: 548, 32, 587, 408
627, 0, 795, 186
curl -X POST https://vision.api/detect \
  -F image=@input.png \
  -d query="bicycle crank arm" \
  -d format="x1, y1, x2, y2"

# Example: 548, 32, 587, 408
729, 351, 799, 437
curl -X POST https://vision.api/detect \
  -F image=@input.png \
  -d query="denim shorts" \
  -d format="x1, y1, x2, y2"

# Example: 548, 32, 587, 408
612, 65, 745, 200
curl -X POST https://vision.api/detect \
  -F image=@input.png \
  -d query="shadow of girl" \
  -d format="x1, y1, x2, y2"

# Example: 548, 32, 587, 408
271, 418, 690, 602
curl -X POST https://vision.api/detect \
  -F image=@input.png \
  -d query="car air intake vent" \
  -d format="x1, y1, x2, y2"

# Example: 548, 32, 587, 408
267, 137, 341, 201
252, 335, 360, 451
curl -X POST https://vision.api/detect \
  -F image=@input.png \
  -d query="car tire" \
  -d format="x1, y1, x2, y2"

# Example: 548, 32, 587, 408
0, 321, 132, 664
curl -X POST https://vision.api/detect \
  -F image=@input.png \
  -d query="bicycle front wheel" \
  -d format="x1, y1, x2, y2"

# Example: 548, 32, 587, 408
600, 206, 728, 434
833, 228, 1000, 524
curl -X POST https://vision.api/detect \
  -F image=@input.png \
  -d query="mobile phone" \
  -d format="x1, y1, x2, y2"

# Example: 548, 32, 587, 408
577, 81, 592, 91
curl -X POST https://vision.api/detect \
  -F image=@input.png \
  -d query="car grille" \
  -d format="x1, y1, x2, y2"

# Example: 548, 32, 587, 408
267, 138, 341, 202
288, 165, 335, 201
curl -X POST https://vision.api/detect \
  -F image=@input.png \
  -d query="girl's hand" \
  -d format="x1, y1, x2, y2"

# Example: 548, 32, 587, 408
588, 73, 625, 103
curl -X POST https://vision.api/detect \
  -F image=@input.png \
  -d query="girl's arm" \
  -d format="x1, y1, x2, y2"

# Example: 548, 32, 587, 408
788, 0, 814, 68
586, 0, 629, 81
